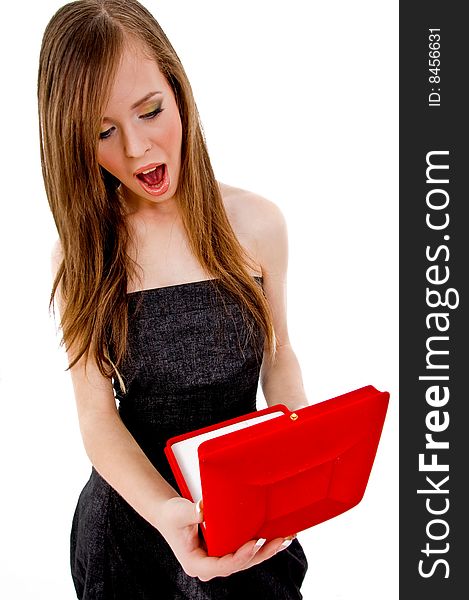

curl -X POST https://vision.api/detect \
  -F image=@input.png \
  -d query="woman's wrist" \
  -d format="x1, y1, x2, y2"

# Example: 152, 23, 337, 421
149, 494, 182, 532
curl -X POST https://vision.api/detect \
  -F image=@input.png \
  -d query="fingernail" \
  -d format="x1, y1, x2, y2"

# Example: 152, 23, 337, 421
278, 538, 293, 551
196, 499, 203, 516
254, 538, 267, 550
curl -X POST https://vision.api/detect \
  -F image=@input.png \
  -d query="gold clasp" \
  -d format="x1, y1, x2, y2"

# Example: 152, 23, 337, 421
290, 413, 299, 421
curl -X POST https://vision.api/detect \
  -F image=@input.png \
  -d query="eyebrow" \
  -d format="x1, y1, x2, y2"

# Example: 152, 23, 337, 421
102, 91, 163, 121
131, 91, 163, 110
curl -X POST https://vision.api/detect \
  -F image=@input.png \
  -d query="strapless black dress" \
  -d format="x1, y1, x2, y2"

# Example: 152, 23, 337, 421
70, 277, 308, 599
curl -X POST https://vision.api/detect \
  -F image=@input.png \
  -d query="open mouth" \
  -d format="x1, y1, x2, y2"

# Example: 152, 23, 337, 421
136, 164, 166, 187
135, 163, 170, 197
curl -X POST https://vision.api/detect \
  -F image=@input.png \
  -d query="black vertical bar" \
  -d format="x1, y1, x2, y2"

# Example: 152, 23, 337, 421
400, 2, 468, 597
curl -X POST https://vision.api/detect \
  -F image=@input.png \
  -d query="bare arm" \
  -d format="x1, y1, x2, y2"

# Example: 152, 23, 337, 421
51, 240, 180, 530
261, 344, 310, 411
72, 354, 181, 529
250, 198, 310, 411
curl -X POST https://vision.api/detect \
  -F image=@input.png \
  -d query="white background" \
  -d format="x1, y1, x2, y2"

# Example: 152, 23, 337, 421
0, 1, 398, 598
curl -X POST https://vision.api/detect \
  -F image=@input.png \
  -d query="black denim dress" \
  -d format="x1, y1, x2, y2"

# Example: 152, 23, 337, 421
70, 277, 308, 599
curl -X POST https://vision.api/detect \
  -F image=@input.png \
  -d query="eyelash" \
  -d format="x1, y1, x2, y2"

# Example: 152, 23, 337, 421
99, 108, 165, 141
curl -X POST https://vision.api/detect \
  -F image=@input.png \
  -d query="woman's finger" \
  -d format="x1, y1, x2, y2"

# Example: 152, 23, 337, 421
242, 535, 296, 570
195, 498, 204, 523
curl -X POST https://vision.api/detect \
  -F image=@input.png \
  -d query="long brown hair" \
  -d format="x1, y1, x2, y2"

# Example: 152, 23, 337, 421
38, 0, 276, 390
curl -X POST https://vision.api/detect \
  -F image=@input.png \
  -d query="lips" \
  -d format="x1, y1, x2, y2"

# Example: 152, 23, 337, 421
134, 162, 170, 197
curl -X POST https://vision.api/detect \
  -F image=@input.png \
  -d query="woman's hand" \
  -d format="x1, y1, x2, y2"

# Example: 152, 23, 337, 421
158, 496, 296, 582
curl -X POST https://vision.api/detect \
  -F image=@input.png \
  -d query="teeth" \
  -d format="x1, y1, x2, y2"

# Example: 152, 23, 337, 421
141, 166, 159, 175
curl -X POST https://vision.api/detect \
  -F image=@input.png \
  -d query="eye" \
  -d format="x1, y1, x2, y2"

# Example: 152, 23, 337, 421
140, 107, 164, 120
99, 126, 115, 140
99, 108, 164, 141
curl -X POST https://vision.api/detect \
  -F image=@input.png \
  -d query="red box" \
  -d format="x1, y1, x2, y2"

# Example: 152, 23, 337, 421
164, 385, 389, 556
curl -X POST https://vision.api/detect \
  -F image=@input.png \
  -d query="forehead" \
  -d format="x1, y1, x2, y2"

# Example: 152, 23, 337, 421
104, 42, 167, 111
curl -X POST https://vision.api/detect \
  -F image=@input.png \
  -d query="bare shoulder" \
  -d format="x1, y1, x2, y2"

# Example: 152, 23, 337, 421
219, 181, 284, 230
51, 238, 63, 277
218, 181, 287, 275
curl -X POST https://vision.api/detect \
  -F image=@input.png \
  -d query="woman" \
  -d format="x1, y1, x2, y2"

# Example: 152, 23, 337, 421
38, 1, 309, 597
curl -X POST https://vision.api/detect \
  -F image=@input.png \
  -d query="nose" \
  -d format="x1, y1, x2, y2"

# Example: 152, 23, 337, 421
122, 124, 151, 158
